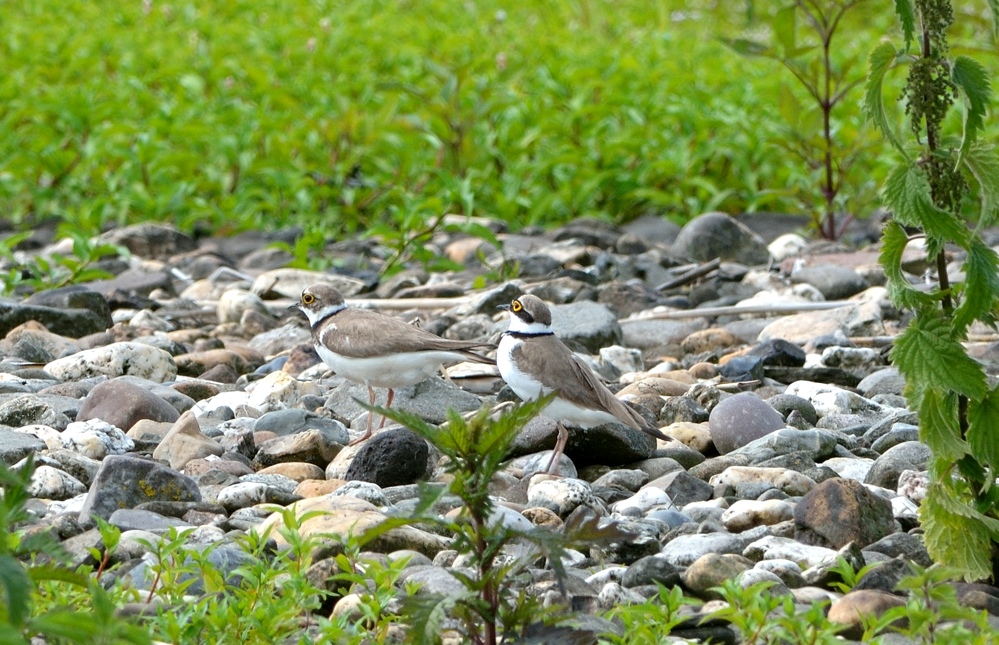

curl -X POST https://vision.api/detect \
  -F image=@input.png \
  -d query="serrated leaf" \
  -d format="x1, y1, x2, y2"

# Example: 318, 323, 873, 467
773, 5, 796, 52
963, 143, 999, 226
953, 238, 999, 331
915, 388, 968, 461
891, 312, 988, 400
879, 220, 938, 311
968, 387, 999, 470
882, 161, 969, 253
952, 56, 992, 163
0, 556, 31, 627
894, 0, 916, 49
921, 488, 996, 581
865, 43, 906, 155
719, 37, 771, 58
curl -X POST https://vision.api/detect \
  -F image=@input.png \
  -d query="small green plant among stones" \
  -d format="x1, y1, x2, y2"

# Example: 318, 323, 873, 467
362, 397, 636, 645
0, 231, 128, 296
0, 456, 150, 644
866, 0, 999, 580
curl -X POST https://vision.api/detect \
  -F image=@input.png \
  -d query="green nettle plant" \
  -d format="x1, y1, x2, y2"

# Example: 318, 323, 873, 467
361, 397, 632, 645
724, 0, 878, 239
866, 0, 999, 579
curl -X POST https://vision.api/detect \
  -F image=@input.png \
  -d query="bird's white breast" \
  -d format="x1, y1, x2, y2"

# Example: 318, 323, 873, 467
497, 334, 547, 402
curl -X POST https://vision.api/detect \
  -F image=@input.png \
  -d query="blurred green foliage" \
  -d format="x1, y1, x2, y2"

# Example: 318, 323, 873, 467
0, 0, 930, 241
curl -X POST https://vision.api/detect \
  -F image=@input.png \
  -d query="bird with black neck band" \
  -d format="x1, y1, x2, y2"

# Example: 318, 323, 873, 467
293, 284, 494, 444
497, 294, 668, 474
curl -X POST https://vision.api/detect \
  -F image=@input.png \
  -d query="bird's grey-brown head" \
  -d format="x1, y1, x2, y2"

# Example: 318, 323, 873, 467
501, 294, 553, 334
295, 284, 347, 325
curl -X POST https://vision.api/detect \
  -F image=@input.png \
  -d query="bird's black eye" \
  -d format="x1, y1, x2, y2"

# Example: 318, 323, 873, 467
511, 300, 522, 313
302, 293, 315, 305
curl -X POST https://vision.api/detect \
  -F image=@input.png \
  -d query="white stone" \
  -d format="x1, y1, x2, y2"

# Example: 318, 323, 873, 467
768, 233, 808, 262
487, 505, 534, 532
247, 371, 317, 413
585, 566, 627, 587
599, 345, 645, 376
661, 422, 713, 453
250, 268, 366, 300
45, 342, 177, 383
743, 535, 838, 568
891, 496, 919, 524
192, 390, 252, 416
527, 476, 594, 517
61, 419, 134, 459
820, 457, 875, 482
721, 499, 794, 532
597, 581, 646, 608
784, 381, 883, 418
44, 493, 88, 518
13, 424, 62, 451
897, 469, 929, 503
217, 289, 273, 324
754, 558, 803, 577
821, 346, 881, 369
710, 466, 816, 496
216, 482, 271, 510
330, 481, 387, 506
736, 569, 790, 594
27, 465, 87, 500
612, 487, 671, 515
128, 309, 176, 332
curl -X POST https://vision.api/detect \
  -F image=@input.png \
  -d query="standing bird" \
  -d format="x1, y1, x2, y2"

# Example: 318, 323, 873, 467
497, 295, 667, 473
294, 284, 494, 444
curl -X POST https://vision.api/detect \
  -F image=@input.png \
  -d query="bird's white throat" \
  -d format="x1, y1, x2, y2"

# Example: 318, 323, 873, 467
303, 303, 345, 326
506, 316, 551, 335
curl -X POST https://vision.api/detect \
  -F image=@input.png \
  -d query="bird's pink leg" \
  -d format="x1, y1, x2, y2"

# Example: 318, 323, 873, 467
544, 423, 569, 475
348, 385, 378, 446
377, 389, 394, 430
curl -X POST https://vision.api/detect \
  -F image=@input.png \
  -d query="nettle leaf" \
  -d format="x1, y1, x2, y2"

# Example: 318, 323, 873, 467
865, 42, 906, 156
891, 312, 987, 401
952, 56, 992, 162
962, 143, 999, 226
719, 37, 771, 58
894, 0, 916, 50
879, 220, 937, 309
882, 162, 969, 252
953, 239, 999, 331
968, 387, 999, 470
915, 388, 968, 461
921, 488, 996, 581
773, 5, 796, 53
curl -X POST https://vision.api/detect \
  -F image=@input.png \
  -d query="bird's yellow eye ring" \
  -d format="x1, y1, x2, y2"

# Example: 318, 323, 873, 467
302, 293, 315, 305
511, 300, 522, 312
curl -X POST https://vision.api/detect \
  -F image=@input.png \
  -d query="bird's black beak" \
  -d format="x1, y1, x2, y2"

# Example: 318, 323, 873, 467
498, 304, 510, 311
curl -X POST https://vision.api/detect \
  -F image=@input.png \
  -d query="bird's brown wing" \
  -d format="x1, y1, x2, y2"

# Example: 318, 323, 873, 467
514, 335, 665, 438
317, 309, 493, 361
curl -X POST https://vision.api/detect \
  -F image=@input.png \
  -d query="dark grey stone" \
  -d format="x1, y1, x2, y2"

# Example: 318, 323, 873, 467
791, 264, 868, 300
0, 429, 46, 465
671, 212, 769, 265
622, 555, 682, 588
78, 455, 201, 524
708, 393, 785, 455
344, 428, 429, 487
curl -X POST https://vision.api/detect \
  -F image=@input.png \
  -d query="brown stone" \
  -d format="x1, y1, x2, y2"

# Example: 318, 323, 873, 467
828, 590, 907, 639
152, 410, 224, 470
794, 478, 895, 549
